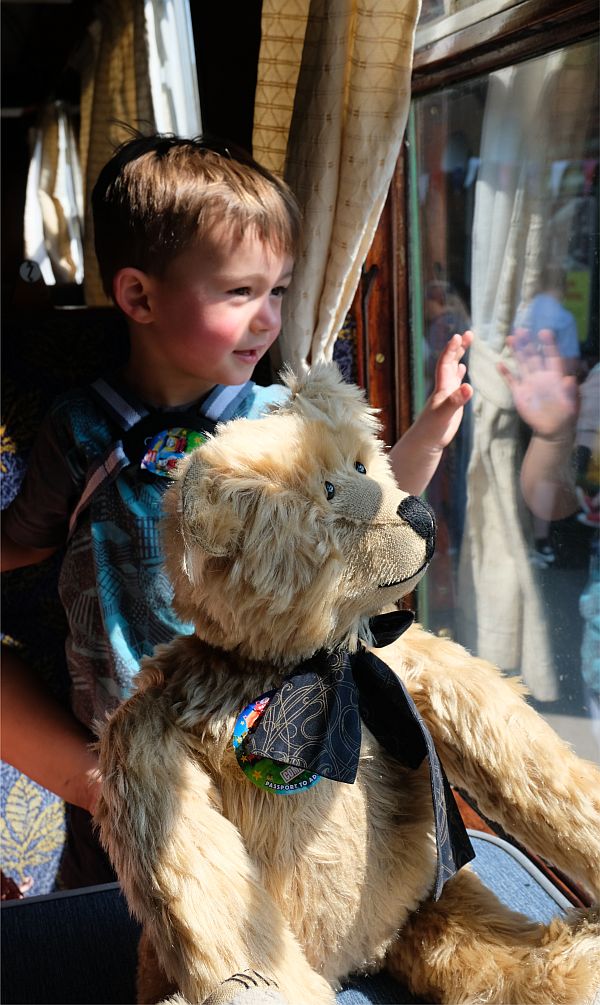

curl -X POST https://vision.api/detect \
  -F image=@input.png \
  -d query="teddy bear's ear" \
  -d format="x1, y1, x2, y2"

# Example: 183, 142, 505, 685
176, 452, 242, 560
280, 361, 345, 404
279, 361, 380, 432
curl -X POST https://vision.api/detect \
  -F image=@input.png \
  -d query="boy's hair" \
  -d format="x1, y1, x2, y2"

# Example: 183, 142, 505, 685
91, 133, 302, 299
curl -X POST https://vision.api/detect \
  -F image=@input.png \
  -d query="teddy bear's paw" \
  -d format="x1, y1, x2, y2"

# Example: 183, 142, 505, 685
202, 971, 288, 1005
488, 912, 600, 1005
522, 908, 600, 1005
486, 908, 598, 1005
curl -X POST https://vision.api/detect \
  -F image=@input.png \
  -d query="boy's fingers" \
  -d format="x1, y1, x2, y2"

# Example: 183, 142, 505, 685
435, 383, 472, 413
444, 331, 468, 357
437, 333, 471, 384
456, 382, 473, 404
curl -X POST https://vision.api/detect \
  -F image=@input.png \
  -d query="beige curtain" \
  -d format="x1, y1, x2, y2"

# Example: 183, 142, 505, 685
81, 0, 154, 305
253, 1, 309, 177
255, 0, 422, 372
80, 0, 202, 305
457, 53, 572, 701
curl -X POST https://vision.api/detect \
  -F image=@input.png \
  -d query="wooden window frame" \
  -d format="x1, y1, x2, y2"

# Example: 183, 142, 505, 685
354, 0, 598, 445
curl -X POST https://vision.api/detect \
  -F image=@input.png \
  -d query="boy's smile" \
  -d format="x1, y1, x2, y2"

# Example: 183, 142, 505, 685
121, 228, 294, 407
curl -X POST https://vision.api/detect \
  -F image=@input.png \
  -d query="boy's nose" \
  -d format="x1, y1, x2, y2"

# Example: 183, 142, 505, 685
251, 299, 281, 334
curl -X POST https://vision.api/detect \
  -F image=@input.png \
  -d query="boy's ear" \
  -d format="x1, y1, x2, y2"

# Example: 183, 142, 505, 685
112, 268, 154, 324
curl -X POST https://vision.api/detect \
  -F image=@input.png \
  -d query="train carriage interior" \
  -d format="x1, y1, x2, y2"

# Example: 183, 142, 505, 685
1, 1, 598, 1003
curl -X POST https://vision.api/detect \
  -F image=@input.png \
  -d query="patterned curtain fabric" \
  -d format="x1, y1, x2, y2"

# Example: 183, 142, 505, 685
254, 0, 422, 371
253, 0, 309, 177
81, 0, 202, 306
81, 0, 155, 305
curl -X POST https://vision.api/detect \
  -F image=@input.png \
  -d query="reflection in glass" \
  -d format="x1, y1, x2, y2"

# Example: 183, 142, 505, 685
408, 39, 599, 762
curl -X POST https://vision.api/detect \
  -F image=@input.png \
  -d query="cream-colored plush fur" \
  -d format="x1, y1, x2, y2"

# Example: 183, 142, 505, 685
96, 363, 600, 1005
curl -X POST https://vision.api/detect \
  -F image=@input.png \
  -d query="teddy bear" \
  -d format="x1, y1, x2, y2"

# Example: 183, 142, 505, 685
95, 362, 600, 1005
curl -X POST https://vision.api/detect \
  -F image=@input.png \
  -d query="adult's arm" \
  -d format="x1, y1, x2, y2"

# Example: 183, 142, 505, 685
0, 647, 101, 813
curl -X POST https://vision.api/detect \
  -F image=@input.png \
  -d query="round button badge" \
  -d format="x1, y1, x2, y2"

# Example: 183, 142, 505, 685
233, 693, 321, 795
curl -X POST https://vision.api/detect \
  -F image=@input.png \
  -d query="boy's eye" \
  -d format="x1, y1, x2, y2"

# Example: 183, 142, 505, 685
271, 286, 289, 298
229, 287, 251, 296
355, 462, 367, 474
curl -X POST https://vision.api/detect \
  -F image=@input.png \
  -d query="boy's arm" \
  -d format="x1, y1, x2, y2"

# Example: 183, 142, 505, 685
389, 331, 473, 495
0, 647, 101, 813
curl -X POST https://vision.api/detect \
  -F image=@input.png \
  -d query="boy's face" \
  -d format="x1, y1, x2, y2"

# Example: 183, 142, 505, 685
145, 227, 294, 394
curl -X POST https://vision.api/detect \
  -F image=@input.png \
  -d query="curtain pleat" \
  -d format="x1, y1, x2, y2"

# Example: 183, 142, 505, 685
81, 0, 154, 305
253, 0, 310, 177
255, 0, 421, 371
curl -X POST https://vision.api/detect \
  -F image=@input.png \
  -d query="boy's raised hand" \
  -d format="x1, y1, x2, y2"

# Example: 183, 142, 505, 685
424, 330, 474, 450
389, 331, 473, 496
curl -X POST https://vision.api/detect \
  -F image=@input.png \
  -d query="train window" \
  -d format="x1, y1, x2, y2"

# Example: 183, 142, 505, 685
407, 36, 599, 762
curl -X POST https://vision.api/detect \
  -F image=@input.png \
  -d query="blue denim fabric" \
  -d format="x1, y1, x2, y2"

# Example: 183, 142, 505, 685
337, 974, 417, 1003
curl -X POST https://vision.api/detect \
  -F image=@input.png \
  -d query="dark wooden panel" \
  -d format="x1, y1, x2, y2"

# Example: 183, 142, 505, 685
390, 149, 413, 439
353, 194, 398, 448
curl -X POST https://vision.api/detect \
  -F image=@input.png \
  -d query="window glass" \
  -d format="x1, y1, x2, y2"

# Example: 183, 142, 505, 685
408, 38, 599, 763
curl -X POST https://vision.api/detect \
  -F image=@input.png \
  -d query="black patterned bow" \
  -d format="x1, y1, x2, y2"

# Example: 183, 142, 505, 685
243, 610, 475, 899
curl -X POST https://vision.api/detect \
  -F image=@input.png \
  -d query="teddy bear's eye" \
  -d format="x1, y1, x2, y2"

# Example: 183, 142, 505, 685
355, 462, 367, 475
324, 481, 336, 501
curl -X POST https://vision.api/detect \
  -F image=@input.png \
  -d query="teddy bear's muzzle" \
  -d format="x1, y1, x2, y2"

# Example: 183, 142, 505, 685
397, 495, 436, 562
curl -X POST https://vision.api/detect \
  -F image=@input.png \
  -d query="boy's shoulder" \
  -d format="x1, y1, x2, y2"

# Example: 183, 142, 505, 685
47, 381, 108, 419
239, 382, 290, 420
45, 381, 119, 458
45, 377, 290, 446
199, 380, 289, 424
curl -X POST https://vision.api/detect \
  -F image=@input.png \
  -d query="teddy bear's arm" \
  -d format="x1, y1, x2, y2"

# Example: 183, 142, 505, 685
96, 687, 336, 1005
384, 625, 600, 901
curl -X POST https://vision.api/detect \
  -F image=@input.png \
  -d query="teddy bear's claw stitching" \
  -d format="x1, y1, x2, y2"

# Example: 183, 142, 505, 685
159, 984, 287, 1005
203, 991, 287, 1005
202, 971, 283, 1005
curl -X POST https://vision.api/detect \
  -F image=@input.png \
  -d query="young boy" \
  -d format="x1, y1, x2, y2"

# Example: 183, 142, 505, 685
1, 134, 472, 887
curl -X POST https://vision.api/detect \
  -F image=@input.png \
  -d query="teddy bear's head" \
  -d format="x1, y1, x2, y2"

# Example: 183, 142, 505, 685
162, 364, 435, 665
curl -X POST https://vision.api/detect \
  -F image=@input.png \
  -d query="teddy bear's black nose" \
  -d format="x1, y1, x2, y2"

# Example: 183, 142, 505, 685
397, 496, 436, 559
